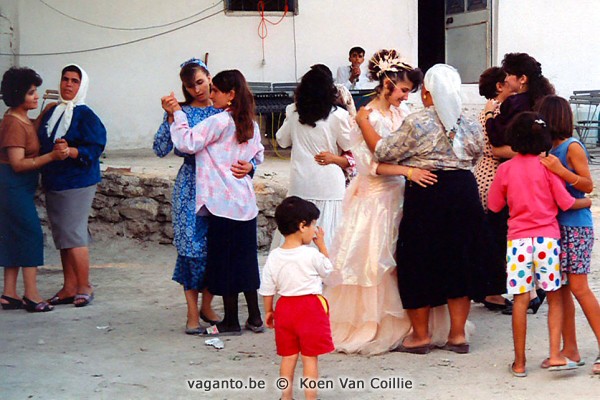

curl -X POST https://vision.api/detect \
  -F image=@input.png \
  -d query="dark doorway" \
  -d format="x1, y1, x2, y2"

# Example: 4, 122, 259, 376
418, 0, 445, 74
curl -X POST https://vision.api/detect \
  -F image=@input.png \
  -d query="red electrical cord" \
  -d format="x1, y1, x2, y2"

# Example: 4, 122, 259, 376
257, 0, 289, 61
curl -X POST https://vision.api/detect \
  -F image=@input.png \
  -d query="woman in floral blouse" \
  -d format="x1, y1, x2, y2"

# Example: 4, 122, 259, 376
153, 59, 253, 334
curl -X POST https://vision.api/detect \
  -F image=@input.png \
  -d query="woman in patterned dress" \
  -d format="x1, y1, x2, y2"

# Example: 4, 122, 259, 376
153, 59, 253, 334
474, 67, 515, 311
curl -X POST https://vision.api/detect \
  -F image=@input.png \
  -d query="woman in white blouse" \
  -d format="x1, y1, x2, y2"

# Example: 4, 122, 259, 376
276, 68, 352, 249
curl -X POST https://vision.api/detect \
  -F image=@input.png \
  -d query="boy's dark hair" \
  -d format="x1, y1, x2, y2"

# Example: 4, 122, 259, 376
1, 67, 43, 107
349, 46, 365, 57
534, 95, 574, 141
275, 196, 320, 235
478, 67, 506, 100
506, 111, 552, 155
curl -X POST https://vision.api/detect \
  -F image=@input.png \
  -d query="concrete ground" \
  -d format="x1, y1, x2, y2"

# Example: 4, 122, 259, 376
1, 150, 600, 399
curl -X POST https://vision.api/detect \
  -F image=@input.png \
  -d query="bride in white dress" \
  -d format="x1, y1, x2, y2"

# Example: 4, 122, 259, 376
325, 50, 450, 355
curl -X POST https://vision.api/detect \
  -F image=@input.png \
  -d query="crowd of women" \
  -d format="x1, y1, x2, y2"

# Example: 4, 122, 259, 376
1, 50, 599, 377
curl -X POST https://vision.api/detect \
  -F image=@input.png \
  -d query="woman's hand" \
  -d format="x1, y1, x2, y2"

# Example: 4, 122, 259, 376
161, 92, 181, 115
51, 139, 70, 160
314, 151, 348, 168
231, 160, 253, 179
355, 107, 373, 127
408, 168, 438, 187
484, 99, 498, 114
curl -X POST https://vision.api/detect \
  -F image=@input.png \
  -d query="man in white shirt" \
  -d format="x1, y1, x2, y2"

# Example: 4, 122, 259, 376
335, 46, 374, 90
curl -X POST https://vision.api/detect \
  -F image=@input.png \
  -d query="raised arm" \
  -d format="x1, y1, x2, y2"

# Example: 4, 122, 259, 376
355, 107, 380, 152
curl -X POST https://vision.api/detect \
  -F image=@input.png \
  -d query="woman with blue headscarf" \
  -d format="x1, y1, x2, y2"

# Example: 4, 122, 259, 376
153, 58, 254, 334
38, 64, 106, 308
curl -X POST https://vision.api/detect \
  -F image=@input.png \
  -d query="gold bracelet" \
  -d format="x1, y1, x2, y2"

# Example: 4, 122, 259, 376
407, 167, 414, 181
569, 176, 580, 186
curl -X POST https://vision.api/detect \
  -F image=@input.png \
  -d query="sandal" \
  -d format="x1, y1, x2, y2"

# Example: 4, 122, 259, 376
540, 357, 585, 369
244, 320, 265, 333
22, 296, 54, 313
509, 363, 527, 378
1, 295, 24, 310
593, 354, 600, 375
74, 292, 94, 308
48, 293, 75, 305
438, 342, 470, 354
185, 326, 202, 335
200, 311, 222, 325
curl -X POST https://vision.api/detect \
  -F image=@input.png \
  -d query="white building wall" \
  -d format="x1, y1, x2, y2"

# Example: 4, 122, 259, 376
496, 0, 600, 98
8, 0, 417, 150
5, 0, 599, 149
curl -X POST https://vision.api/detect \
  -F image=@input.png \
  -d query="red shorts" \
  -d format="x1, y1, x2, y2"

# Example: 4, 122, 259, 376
274, 294, 334, 357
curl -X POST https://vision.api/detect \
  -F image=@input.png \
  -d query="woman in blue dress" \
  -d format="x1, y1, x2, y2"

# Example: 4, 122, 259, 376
153, 58, 254, 334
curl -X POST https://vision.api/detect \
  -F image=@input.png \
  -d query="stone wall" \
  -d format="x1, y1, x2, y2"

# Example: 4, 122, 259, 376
36, 170, 288, 250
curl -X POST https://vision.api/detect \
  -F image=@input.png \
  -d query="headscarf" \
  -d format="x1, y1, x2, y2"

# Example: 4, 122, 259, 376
424, 64, 462, 134
424, 64, 471, 161
45, 64, 89, 139
180, 57, 208, 70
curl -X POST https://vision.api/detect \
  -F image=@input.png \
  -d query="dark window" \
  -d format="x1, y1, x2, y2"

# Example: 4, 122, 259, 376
467, 0, 487, 12
446, 0, 464, 15
226, 0, 296, 13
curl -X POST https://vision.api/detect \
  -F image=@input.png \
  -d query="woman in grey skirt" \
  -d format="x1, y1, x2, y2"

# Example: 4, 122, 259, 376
37, 64, 106, 307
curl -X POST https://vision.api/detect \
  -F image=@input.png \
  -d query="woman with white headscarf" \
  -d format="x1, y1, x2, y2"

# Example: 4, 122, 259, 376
356, 64, 485, 354
37, 64, 106, 308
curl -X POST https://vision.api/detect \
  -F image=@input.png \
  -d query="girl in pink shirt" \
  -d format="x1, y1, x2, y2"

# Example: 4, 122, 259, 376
488, 111, 591, 377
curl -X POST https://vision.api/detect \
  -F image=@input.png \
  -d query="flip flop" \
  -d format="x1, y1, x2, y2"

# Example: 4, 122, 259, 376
200, 324, 242, 337
509, 363, 527, 378
185, 326, 202, 335
74, 292, 94, 308
48, 293, 75, 305
438, 342, 470, 354
592, 354, 600, 375
540, 357, 585, 369
244, 320, 265, 333
1, 295, 24, 310
548, 357, 581, 372
392, 343, 432, 355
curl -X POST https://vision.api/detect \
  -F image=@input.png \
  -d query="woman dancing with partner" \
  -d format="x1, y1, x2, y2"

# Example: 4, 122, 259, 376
275, 67, 352, 249
38, 64, 106, 308
154, 58, 253, 333
357, 64, 484, 354
164, 69, 264, 336
326, 50, 449, 355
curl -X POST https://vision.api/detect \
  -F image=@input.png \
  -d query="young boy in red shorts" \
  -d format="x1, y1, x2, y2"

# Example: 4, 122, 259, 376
259, 196, 335, 400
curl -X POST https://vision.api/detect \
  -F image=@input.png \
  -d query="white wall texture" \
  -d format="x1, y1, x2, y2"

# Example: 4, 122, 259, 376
5, 0, 417, 149
496, 0, 600, 98
2, 0, 599, 149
